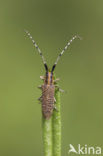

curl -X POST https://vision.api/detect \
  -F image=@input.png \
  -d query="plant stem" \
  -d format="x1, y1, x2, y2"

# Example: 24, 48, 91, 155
52, 87, 61, 156
42, 117, 52, 156
42, 76, 61, 156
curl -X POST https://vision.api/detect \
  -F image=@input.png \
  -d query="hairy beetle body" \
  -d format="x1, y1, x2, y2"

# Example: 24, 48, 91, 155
42, 84, 55, 119
41, 72, 55, 119
25, 30, 81, 119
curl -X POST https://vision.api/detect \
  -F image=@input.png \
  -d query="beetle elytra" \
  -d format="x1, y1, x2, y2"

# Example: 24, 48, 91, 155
25, 30, 81, 119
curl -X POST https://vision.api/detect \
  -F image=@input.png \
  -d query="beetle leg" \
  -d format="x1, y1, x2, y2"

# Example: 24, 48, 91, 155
38, 96, 42, 102
54, 97, 56, 103
38, 85, 42, 89
59, 88, 65, 93
55, 85, 64, 92
40, 76, 45, 80
53, 105, 58, 111
53, 78, 60, 83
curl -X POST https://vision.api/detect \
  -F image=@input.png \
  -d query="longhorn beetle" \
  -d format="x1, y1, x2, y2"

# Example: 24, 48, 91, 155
25, 30, 81, 119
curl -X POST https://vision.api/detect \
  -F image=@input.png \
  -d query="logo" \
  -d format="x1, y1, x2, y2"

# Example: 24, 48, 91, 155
68, 144, 102, 155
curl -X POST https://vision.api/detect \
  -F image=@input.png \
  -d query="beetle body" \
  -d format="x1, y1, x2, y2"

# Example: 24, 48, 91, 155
41, 72, 55, 119
25, 30, 81, 119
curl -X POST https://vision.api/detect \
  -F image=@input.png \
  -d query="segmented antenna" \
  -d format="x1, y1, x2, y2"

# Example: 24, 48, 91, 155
51, 35, 81, 72
24, 29, 48, 71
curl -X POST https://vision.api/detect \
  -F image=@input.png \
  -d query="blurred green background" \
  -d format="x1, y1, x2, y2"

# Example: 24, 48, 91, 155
0, 0, 103, 155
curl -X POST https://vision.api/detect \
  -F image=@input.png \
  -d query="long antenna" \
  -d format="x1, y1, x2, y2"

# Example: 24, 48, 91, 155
51, 35, 82, 72
24, 29, 48, 71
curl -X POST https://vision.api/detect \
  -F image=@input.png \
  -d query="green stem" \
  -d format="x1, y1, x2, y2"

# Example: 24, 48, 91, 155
42, 76, 61, 156
42, 117, 52, 156
52, 87, 61, 156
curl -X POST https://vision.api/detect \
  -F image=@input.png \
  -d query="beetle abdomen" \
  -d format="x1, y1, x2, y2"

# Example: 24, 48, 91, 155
42, 84, 55, 119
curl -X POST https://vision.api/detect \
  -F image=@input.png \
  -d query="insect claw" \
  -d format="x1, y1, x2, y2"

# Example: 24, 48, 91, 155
53, 105, 58, 111
54, 97, 56, 103
55, 85, 64, 92
38, 85, 42, 89
59, 88, 65, 93
40, 76, 45, 80
38, 96, 42, 101
54, 78, 60, 83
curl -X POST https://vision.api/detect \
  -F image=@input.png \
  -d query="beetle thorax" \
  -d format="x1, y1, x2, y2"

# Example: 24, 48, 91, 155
45, 72, 54, 85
